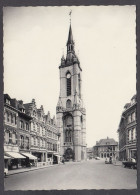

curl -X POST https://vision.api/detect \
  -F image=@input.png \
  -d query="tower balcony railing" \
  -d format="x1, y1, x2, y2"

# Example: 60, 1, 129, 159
64, 142, 73, 146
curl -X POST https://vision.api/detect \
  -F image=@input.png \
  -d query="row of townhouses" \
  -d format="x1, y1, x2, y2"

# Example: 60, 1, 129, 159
4, 94, 61, 170
117, 95, 137, 161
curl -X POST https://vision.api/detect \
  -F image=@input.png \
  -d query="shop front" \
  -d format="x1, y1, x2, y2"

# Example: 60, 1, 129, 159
53, 153, 61, 164
20, 152, 37, 167
128, 146, 137, 160
4, 155, 11, 175
5, 151, 26, 170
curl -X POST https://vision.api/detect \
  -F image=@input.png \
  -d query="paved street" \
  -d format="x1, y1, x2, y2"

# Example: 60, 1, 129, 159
4, 159, 137, 190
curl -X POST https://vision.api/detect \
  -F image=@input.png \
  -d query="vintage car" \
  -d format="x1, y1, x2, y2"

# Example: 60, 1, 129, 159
105, 157, 112, 164
95, 157, 100, 160
122, 158, 137, 169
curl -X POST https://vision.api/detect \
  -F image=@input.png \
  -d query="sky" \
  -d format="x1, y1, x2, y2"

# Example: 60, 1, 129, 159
3, 6, 136, 147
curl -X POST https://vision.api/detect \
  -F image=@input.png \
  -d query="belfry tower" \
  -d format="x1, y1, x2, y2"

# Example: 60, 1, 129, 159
56, 21, 87, 161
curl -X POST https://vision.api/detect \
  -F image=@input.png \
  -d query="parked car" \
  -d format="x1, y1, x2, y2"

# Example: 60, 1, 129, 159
95, 157, 100, 160
4, 168, 8, 177
105, 157, 112, 164
122, 158, 137, 169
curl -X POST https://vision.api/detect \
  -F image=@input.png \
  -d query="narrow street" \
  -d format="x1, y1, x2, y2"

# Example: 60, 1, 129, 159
4, 159, 137, 190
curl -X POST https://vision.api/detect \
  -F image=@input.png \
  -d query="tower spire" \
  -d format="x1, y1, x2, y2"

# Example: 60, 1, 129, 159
69, 10, 72, 24
67, 24, 74, 46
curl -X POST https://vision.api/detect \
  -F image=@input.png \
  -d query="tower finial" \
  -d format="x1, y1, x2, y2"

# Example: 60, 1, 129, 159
69, 10, 72, 24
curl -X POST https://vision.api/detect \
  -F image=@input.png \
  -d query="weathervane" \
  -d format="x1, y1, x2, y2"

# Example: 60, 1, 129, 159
69, 10, 72, 24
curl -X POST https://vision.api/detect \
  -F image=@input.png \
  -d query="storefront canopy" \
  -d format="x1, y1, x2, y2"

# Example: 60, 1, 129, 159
5, 152, 26, 159
53, 154, 61, 157
21, 153, 37, 160
4, 155, 11, 159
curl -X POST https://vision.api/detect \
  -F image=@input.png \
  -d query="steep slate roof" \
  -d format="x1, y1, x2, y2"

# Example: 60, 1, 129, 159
131, 94, 136, 100
96, 138, 117, 146
4, 94, 11, 100
67, 24, 74, 45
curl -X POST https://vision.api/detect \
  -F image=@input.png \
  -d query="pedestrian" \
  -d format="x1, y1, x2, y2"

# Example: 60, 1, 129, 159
62, 158, 65, 164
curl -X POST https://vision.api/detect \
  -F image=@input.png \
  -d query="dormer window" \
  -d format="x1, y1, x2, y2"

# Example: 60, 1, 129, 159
131, 98, 135, 105
6, 99, 10, 105
33, 110, 36, 117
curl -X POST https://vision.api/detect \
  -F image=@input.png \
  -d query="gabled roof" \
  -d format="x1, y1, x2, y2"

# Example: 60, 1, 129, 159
131, 94, 136, 100
4, 94, 11, 101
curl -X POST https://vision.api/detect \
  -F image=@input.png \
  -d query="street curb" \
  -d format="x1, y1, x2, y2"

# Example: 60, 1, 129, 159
7, 164, 61, 176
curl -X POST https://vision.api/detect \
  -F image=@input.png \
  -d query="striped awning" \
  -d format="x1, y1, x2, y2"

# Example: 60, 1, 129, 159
4, 155, 11, 159
5, 152, 26, 159
21, 153, 37, 160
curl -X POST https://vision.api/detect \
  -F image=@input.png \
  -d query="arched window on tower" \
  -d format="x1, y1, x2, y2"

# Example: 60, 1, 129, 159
66, 72, 71, 96
66, 99, 71, 108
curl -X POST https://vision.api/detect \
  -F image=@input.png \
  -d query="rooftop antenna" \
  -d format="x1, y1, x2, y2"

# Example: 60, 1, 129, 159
69, 10, 72, 24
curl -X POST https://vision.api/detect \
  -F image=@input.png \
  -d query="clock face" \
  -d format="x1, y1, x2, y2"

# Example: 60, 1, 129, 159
66, 73, 71, 79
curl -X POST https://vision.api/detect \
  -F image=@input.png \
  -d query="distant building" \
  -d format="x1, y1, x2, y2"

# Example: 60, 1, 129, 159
86, 147, 94, 159
117, 95, 137, 161
93, 137, 118, 158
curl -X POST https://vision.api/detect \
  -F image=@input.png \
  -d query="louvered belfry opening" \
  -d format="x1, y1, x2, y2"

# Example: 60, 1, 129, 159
67, 77, 71, 96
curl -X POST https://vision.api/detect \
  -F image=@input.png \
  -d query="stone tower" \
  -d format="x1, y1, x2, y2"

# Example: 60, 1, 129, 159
56, 24, 86, 162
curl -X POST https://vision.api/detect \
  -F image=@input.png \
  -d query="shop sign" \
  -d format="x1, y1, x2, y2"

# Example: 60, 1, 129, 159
4, 145, 19, 152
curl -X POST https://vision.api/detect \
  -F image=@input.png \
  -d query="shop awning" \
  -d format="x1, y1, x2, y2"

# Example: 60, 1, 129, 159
53, 154, 61, 157
5, 152, 26, 159
4, 155, 11, 159
21, 153, 37, 160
